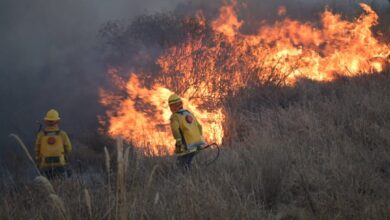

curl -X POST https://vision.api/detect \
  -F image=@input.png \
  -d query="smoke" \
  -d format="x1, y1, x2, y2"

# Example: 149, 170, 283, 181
0, 0, 186, 182
0, 0, 187, 143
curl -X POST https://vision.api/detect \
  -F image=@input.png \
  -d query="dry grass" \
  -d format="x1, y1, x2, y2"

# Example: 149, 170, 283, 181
34, 175, 55, 194
115, 136, 128, 220
49, 194, 68, 220
104, 146, 112, 220
84, 188, 93, 219
32, 175, 69, 220
1, 71, 390, 219
9, 133, 41, 176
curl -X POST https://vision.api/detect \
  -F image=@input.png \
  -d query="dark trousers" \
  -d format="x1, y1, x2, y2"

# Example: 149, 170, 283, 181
177, 153, 196, 170
41, 167, 71, 179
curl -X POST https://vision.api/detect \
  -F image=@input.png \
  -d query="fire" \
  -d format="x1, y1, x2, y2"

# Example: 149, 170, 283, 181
278, 6, 287, 17
100, 70, 224, 155
100, 3, 389, 155
211, 1, 243, 42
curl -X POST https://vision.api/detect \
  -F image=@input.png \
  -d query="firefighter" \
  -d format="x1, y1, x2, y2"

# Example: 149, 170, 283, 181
35, 109, 72, 179
168, 94, 206, 169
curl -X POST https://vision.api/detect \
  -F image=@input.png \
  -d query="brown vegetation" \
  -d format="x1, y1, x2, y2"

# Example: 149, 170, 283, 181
1, 71, 390, 219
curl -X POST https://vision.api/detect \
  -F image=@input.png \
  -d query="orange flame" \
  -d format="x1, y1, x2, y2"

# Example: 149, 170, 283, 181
211, 1, 243, 42
100, 70, 224, 155
277, 6, 287, 17
100, 3, 389, 155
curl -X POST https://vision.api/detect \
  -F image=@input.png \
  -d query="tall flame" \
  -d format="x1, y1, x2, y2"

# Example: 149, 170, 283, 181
100, 3, 389, 155
100, 70, 224, 155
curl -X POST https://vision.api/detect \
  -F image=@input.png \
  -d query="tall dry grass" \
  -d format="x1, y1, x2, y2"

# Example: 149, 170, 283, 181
1, 71, 390, 219
9, 133, 41, 176
115, 136, 128, 220
104, 146, 112, 220
84, 188, 93, 219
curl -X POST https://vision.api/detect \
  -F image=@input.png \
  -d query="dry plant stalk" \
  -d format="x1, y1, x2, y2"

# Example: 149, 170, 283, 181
146, 165, 159, 191
2, 198, 10, 218
104, 146, 112, 220
33, 176, 69, 220
153, 192, 160, 205
124, 146, 130, 175
115, 137, 127, 220
84, 189, 93, 219
49, 194, 69, 220
140, 165, 159, 220
9, 133, 41, 175
34, 176, 55, 194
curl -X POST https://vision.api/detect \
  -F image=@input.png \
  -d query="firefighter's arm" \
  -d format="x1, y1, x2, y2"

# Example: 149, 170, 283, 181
61, 131, 72, 153
34, 132, 42, 163
170, 114, 184, 153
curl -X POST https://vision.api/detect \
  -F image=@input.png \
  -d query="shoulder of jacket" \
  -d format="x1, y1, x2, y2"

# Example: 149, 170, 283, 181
170, 113, 178, 121
37, 131, 44, 137
59, 130, 68, 136
183, 109, 193, 114
181, 110, 195, 118
178, 109, 192, 115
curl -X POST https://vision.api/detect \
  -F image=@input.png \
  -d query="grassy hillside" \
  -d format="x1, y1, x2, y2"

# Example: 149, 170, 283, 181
1, 71, 390, 219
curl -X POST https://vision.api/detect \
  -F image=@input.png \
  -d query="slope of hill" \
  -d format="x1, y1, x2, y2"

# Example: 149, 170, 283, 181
1, 70, 389, 219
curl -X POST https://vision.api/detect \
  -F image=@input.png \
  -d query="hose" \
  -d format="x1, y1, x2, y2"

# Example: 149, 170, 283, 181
197, 143, 220, 166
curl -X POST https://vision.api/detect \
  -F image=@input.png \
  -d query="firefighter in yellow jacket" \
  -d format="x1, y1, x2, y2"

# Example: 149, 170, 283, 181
35, 109, 72, 178
168, 94, 205, 169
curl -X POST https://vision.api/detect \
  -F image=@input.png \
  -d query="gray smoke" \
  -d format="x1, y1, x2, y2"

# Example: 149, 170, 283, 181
0, 0, 187, 146
0, 0, 187, 183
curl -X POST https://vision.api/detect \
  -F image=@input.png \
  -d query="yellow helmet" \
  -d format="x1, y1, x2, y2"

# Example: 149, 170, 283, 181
168, 94, 182, 105
44, 109, 60, 121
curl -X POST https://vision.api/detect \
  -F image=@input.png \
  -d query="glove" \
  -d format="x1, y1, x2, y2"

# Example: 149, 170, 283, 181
175, 143, 186, 154
198, 142, 208, 150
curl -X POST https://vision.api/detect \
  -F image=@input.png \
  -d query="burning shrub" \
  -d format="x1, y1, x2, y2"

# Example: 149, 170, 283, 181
98, 2, 389, 155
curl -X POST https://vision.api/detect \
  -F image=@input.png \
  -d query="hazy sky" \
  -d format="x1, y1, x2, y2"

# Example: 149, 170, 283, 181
0, 0, 188, 151
0, 0, 188, 72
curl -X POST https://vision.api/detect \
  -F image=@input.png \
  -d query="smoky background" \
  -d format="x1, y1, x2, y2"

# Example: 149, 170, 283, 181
0, 0, 389, 183
0, 0, 186, 184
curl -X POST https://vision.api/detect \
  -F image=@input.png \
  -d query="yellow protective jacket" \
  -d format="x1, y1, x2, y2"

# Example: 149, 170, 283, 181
35, 125, 72, 169
170, 109, 205, 151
